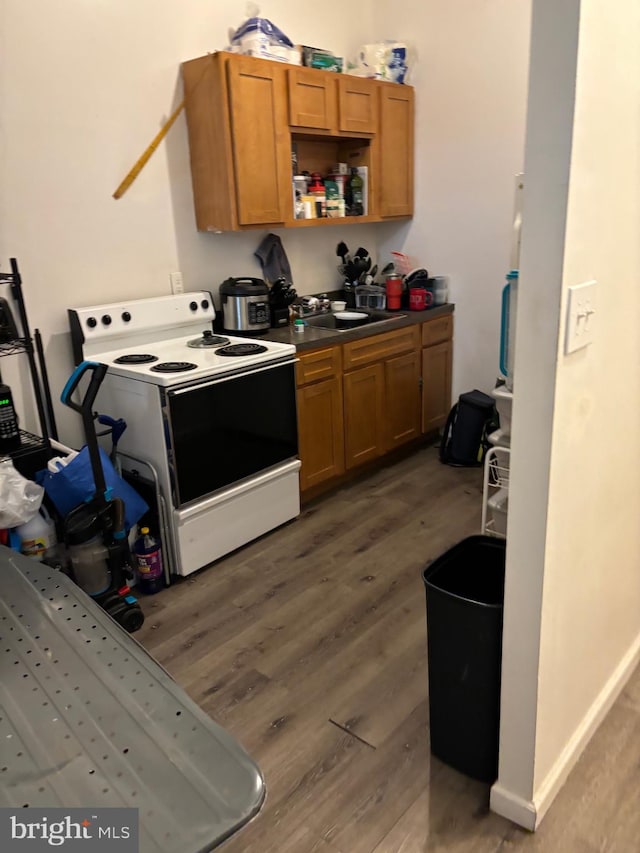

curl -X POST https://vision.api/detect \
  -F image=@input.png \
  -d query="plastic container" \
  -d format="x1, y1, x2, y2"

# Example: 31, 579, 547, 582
423, 535, 506, 782
500, 270, 518, 391
17, 506, 57, 561
487, 488, 509, 536
430, 276, 449, 306
134, 527, 165, 595
491, 385, 513, 437
69, 535, 111, 596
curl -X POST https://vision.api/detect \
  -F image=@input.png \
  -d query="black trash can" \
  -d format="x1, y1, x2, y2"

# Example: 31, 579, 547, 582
422, 535, 506, 783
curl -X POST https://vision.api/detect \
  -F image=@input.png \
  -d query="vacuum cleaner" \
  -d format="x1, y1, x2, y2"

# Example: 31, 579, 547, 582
60, 360, 144, 633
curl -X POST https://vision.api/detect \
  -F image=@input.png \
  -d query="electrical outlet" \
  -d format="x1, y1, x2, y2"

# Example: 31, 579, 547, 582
170, 272, 184, 294
565, 280, 596, 354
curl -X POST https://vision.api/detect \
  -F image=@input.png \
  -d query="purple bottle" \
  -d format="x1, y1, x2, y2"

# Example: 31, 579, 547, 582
133, 527, 165, 594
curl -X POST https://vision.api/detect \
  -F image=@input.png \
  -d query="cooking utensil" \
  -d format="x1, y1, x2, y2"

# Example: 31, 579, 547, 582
220, 277, 270, 333
405, 268, 429, 286
381, 262, 395, 276
355, 247, 368, 260
336, 241, 349, 263
334, 311, 368, 329
370, 264, 378, 280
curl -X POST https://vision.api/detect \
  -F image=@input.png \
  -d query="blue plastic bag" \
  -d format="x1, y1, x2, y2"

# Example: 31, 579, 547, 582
37, 446, 148, 531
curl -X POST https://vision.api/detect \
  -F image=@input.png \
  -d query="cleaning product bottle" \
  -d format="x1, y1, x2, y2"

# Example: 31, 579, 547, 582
17, 505, 57, 561
133, 527, 164, 594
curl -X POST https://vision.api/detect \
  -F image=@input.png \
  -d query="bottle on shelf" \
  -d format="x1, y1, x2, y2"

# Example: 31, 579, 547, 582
348, 167, 364, 216
133, 526, 165, 595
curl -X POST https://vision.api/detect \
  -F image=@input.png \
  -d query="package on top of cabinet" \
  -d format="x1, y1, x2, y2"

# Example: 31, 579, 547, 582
228, 6, 301, 64
347, 41, 412, 84
298, 45, 343, 72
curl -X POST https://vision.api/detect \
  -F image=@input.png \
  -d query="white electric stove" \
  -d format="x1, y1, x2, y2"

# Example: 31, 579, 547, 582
68, 292, 300, 577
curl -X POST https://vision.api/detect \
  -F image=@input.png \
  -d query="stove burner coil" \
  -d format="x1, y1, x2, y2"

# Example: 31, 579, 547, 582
187, 332, 230, 349
150, 361, 198, 373
114, 353, 158, 365
216, 343, 268, 357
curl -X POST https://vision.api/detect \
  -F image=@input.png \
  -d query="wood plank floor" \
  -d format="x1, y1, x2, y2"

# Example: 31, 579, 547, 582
136, 446, 640, 852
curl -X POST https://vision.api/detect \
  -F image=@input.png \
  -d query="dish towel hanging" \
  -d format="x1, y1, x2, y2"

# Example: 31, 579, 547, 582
254, 233, 292, 285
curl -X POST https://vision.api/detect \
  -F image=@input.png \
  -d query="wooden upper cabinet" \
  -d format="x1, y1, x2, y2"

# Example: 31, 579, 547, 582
226, 55, 291, 225
378, 83, 414, 217
338, 76, 378, 134
182, 52, 414, 231
288, 67, 338, 130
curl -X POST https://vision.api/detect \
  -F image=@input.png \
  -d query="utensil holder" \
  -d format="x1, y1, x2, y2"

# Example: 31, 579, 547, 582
270, 307, 290, 328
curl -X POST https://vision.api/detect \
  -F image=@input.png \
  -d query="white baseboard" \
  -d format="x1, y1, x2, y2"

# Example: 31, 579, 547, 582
490, 784, 537, 830
491, 629, 640, 830
532, 629, 640, 826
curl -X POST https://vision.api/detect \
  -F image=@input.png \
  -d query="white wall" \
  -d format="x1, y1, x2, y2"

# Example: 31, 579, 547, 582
493, 0, 640, 828
0, 0, 374, 445
371, 0, 531, 399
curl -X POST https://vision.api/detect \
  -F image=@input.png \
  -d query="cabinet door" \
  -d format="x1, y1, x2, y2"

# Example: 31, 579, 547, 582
343, 364, 384, 469
227, 56, 291, 225
288, 67, 337, 130
422, 341, 453, 432
338, 77, 378, 134
384, 351, 421, 451
297, 377, 345, 492
378, 84, 414, 217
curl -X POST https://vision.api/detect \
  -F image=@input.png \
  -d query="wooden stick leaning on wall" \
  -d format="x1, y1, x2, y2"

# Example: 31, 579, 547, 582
112, 100, 184, 199
112, 53, 216, 200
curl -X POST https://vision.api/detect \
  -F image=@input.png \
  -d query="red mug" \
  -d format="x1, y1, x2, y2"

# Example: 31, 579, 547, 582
409, 287, 433, 311
385, 275, 403, 310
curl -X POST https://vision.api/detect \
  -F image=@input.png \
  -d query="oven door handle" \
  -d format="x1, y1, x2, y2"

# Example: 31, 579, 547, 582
168, 357, 298, 396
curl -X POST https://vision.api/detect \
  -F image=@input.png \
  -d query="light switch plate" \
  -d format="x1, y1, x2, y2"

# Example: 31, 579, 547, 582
170, 271, 184, 294
565, 280, 596, 354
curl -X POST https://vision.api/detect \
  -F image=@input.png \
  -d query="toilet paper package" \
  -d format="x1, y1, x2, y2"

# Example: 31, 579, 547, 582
347, 41, 411, 84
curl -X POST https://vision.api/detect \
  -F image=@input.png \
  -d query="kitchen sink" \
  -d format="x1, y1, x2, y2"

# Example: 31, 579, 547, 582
303, 310, 406, 332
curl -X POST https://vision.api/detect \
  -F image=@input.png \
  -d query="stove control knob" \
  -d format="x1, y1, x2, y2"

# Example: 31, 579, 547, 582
189, 301, 198, 311
201, 299, 209, 310
122, 311, 131, 322
87, 316, 97, 329
101, 314, 112, 326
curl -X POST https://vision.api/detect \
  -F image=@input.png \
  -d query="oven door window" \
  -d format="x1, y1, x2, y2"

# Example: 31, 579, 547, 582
166, 361, 298, 506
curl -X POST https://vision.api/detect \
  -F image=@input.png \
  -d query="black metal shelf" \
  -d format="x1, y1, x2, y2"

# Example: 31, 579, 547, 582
0, 337, 29, 356
0, 257, 58, 451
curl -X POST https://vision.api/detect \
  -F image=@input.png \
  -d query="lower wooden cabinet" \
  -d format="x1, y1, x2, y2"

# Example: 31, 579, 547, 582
343, 363, 385, 469
296, 313, 453, 497
421, 313, 453, 432
422, 339, 453, 432
296, 376, 344, 491
384, 351, 422, 450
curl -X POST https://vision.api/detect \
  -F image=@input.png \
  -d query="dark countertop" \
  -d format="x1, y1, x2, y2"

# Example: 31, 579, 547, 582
261, 303, 454, 351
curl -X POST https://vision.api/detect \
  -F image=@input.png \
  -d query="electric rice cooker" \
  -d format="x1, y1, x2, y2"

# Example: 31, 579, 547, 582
219, 277, 270, 334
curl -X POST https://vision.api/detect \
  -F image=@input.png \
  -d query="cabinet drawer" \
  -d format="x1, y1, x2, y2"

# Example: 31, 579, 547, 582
296, 346, 342, 386
343, 326, 419, 371
422, 314, 453, 347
